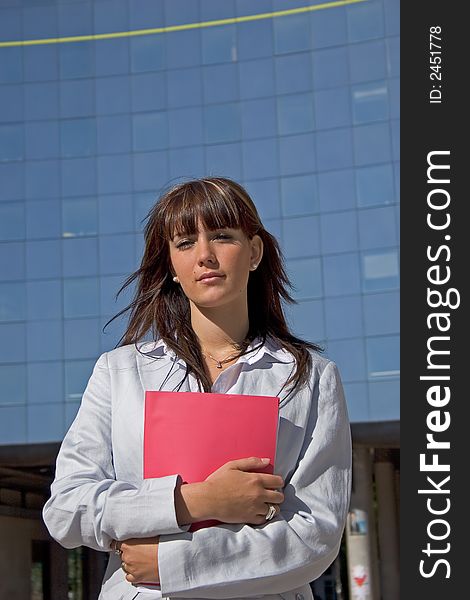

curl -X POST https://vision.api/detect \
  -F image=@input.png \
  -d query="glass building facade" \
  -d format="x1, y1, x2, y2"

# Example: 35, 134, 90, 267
0, 0, 400, 445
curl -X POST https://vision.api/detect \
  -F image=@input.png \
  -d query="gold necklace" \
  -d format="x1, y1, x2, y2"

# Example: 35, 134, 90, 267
202, 340, 249, 369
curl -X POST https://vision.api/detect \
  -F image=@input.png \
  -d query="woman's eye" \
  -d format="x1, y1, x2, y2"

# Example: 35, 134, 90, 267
176, 239, 192, 249
214, 233, 231, 240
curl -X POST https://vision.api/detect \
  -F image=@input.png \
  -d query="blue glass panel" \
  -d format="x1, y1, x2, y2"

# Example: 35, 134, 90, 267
321, 211, 358, 254
62, 237, 98, 277
347, 1, 384, 42
0, 242, 24, 282
94, 0, 128, 33
167, 29, 201, 69
358, 207, 397, 250
24, 82, 59, 121
361, 249, 399, 292
279, 133, 316, 176
312, 46, 349, 90
311, 6, 348, 49
130, 35, 165, 73
65, 402, 81, 429
24, 45, 59, 82
278, 94, 315, 136
27, 403, 64, 443
26, 240, 61, 280
201, 0, 235, 19
95, 38, 129, 76
61, 158, 97, 198
326, 338, 366, 382
386, 36, 400, 77
244, 179, 281, 221
366, 335, 399, 379
202, 25, 236, 65
391, 119, 399, 162
25, 199, 60, 241
363, 291, 399, 337
100, 313, 127, 352
241, 98, 277, 140
164, 0, 199, 25
369, 379, 399, 420
0, 9, 21, 42
0, 322, 26, 363
62, 197, 97, 237
275, 53, 313, 94
0, 124, 23, 161
64, 277, 100, 318
25, 121, 60, 161
285, 299, 325, 343
390, 79, 399, 120
394, 162, 400, 202
100, 274, 135, 316
0, 84, 23, 123
133, 152, 169, 192
169, 147, 206, 180
57, 2, 93, 37
343, 382, 369, 422
239, 58, 275, 101
286, 257, 322, 300
0, 282, 25, 322
27, 320, 63, 361
242, 138, 278, 180
323, 252, 361, 297
59, 42, 94, 79
0, 203, 24, 241
354, 123, 392, 167
283, 215, 320, 258
384, 0, 400, 36
316, 128, 353, 171
318, 169, 356, 212
237, 18, 273, 60
167, 67, 203, 109
352, 82, 389, 124
325, 295, 364, 340
64, 318, 101, 360
97, 115, 132, 155
65, 359, 95, 402
0, 406, 26, 444
131, 72, 167, 112
26, 280, 61, 320
0, 48, 22, 84
0, 162, 24, 202
168, 107, 204, 147
98, 194, 134, 235
204, 104, 241, 144
264, 219, 282, 243
95, 76, 131, 115
97, 155, 133, 194
356, 165, 395, 207
27, 361, 63, 404
203, 64, 238, 104
349, 40, 387, 83
314, 87, 351, 130
60, 118, 95, 159
60, 79, 94, 118
133, 112, 168, 152
129, 0, 164, 29
99, 234, 136, 275
274, 13, 311, 54
205, 143, 242, 181
281, 174, 318, 217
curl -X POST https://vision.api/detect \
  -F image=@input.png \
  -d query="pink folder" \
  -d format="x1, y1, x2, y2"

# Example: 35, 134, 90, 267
144, 390, 279, 530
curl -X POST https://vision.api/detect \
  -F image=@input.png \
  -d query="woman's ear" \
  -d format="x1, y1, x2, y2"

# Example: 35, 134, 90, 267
249, 234, 264, 270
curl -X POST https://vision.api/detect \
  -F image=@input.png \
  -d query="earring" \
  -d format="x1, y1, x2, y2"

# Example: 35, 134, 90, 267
250, 264, 258, 271
173, 275, 179, 283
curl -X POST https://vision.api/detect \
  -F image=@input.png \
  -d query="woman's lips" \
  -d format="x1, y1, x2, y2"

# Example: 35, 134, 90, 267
198, 275, 225, 284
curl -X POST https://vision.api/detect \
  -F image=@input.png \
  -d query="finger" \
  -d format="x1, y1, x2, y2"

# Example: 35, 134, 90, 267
228, 457, 271, 471
263, 490, 284, 504
257, 474, 284, 488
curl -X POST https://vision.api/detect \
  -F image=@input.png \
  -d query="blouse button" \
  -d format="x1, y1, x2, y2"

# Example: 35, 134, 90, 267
295, 594, 304, 600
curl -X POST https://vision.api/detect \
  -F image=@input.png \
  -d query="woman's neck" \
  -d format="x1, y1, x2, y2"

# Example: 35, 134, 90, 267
190, 301, 249, 355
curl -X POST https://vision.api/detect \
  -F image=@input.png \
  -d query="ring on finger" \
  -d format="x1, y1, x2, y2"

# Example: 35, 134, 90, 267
265, 503, 277, 521
121, 561, 128, 573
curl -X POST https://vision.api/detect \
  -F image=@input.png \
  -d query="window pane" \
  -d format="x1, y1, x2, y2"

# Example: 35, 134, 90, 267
64, 318, 101, 360
366, 335, 400, 378
99, 234, 136, 276
24, 46, 58, 82
205, 143, 242, 181
130, 35, 165, 73
0, 203, 24, 241
95, 75, 131, 115
242, 139, 278, 180
26, 240, 61, 280
204, 104, 241, 144
63, 238, 98, 277
97, 115, 132, 155
0, 365, 26, 406
167, 67, 203, 109
25, 121, 60, 160
0, 282, 26, 322
26, 320, 63, 361
321, 211, 358, 254
358, 206, 397, 250
343, 382, 369, 422
363, 291, 399, 336
61, 118, 96, 158
318, 169, 356, 212
0, 242, 25, 282
98, 194, 134, 235
64, 278, 100, 318
27, 361, 63, 404
28, 403, 64, 443
369, 379, 399, 420
244, 179, 281, 221
203, 64, 238, 104
285, 299, 325, 343
65, 360, 95, 402
0, 162, 24, 202
0, 48, 22, 84
1, 84, 23, 123
60, 80, 94, 118
26, 160, 60, 200
326, 338, 366, 382
354, 123, 392, 166
278, 94, 315, 136
241, 98, 277, 140
237, 19, 273, 60
170, 147, 206, 180
316, 128, 353, 172
279, 133, 316, 176
133, 112, 168, 152
362, 249, 399, 292
323, 253, 361, 297
133, 152, 169, 193
168, 107, 204, 147
347, 2, 384, 42
349, 40, 386, 83
25, 199, 61, 240
97, 154, 132, 194
274, 13, 311, 54
61, 157, 97, 198
356, 164, 395, 207
312, 46, 349, 90
167, 30, 201, 69
352, 82, 389, 124
281, 174, 318, 217
314, 88, 351, 130
0, 124, 23, 161
0, 406, 26, 444
100, 274, 135, 316
283, 216, 320, 259
311, 7, 348, 49
275, 54, 312, 94
325, 295, 364, 340
286, 257, 322, 300
201, 25, 236, 64
131, 72, 167, 112
62, 197, 98, 238
59, 42, 94, 79
239, 58, 275, 100
26, 280, 62, 321
95, 38, 129, 76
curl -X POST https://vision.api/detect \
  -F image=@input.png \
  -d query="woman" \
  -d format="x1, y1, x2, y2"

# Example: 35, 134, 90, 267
43, 177, 351, 600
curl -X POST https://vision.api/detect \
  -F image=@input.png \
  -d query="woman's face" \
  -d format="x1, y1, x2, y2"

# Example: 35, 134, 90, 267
168, 218, 263, 310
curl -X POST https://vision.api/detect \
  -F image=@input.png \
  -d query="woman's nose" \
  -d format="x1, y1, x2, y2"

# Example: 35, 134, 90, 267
196, 237, 217, 265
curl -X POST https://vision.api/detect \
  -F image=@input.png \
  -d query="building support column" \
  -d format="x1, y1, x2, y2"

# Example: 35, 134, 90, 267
49, 541, 68, 600
374, 449, 400, 600
345, 447, 381, 600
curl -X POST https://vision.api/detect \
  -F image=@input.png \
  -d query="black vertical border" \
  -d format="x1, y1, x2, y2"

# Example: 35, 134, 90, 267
401, 1, 466, 597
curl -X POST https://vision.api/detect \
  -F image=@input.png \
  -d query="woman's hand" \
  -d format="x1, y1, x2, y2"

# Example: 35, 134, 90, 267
117, 537, 160, 585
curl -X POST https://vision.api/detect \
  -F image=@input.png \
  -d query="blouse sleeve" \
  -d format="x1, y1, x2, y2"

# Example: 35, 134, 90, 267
157, 361, 352, 598
42, 352, 190, 552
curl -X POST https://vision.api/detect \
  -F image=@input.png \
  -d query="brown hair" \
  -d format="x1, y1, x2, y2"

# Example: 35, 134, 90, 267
105, 177, 322, 398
